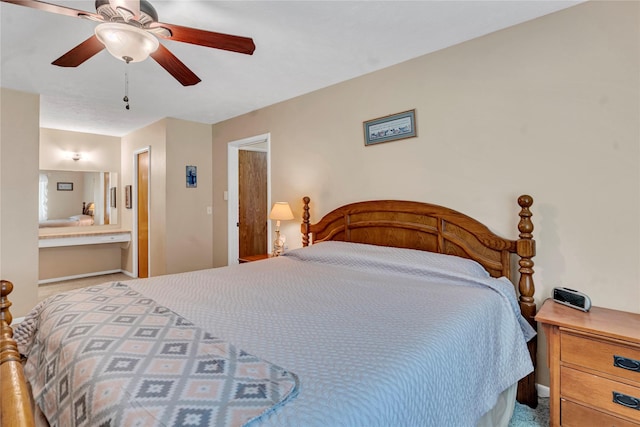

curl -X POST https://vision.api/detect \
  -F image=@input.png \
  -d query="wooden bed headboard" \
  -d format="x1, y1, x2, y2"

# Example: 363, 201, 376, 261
301, 195, 537, 407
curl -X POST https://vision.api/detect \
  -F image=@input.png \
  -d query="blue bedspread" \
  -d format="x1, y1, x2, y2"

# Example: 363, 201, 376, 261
124, 241, 535, 426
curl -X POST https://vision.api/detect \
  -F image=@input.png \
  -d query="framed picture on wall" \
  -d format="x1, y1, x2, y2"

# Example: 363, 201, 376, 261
186, 165, 197, 188
125, 185, 132, 209
363, 109, 417, 146
57, 182, 73, 191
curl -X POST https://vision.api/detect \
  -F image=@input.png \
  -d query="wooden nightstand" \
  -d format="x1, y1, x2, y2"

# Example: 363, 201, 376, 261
536, 299, 640, 426
238, 254, 270, 263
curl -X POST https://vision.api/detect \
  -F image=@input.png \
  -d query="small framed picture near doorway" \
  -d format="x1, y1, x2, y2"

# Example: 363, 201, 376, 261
186, 165, 197, 188
125, 185, 132, 209
57, 182, 73, 191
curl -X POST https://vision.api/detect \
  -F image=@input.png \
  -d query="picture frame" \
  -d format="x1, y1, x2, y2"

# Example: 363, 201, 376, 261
110, 187, 117, 208
363, 109, 417, 146
125, 185, 132, 209
186, 165, 197, 188
57, 182, 73, 191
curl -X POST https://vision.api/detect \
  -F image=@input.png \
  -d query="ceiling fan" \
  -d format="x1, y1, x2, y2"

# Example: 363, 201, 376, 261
1, 0, 256, 86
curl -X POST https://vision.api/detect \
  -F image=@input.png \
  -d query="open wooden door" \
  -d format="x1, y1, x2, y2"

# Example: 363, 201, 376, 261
137, 151, 149, 278
238, 150, 267, 259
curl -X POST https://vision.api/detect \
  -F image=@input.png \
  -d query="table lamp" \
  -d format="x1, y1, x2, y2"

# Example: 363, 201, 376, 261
269, 202, 294, 256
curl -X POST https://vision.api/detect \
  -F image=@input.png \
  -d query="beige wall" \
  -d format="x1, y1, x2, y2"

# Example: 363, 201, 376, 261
39, 245, 122, 281
1, 88, 40, 317
121, 119, 167, 276
120, 118, 214, 276
165, 118, 214, 274
40, 128, 120, 172
212, 1, 640, 387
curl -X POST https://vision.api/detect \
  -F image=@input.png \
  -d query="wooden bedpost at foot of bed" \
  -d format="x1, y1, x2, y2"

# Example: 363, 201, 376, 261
515, 195, 538, 408
0, 280, 35, 427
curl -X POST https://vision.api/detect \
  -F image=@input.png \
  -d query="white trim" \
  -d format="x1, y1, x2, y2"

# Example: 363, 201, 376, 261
536, 383, 550, 398
38, 269, 125, 285
38, 232, 131, 248
227, 133, 271, 266
133, 147, 151, 278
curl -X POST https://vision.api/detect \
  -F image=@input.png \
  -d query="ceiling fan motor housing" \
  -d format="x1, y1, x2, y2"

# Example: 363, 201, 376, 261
95, 0, 158, 26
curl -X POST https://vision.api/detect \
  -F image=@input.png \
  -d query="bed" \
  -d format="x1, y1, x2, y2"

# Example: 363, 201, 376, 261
1, 195, 538, 427
38, 203, 95, 228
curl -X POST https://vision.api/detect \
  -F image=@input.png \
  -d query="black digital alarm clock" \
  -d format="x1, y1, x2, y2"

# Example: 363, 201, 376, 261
552, 287, 591, 312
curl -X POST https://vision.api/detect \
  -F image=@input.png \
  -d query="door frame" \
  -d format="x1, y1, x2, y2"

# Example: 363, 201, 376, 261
227, 133, 271, 265
132, 146, 151, 278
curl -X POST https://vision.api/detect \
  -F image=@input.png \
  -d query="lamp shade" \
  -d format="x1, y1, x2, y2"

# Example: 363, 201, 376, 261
269, 202, 294, 221
95, 23, 159, 63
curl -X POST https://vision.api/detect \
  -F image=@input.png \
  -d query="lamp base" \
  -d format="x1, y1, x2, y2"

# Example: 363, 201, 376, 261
272, 232, 286, 257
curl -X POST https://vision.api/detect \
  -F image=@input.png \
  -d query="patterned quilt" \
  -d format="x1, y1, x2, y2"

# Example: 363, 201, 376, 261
14, 282, 299, 427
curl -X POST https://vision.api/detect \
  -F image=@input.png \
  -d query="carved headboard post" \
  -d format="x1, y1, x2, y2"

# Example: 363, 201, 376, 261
516, 195, 536, 326
515, 195, 538, 407
302, 196, 311, 247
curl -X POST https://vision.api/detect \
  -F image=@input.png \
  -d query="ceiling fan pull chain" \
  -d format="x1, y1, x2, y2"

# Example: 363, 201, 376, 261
123, 60, 130, 110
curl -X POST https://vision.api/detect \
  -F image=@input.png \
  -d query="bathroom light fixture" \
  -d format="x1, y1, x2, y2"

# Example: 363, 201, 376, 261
269, 202, 294, 256
95, 22, 159, 63
72, 153, 82, 161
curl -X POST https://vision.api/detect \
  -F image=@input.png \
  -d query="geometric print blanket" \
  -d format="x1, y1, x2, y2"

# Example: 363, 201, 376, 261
14, 282, 299, 427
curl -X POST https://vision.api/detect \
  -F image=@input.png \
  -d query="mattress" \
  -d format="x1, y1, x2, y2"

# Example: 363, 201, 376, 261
126, 242, 535, 426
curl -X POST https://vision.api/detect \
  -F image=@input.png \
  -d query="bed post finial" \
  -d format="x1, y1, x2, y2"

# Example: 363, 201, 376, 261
1, 280, 21, 365
516, 195, 538, 408
1, 280, 14, 328
1, 280, 36, 425
302, 196, 311, 247
516, 194, 535, 317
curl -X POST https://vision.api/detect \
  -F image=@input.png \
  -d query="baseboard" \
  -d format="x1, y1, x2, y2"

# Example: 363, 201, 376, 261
536, 383, 550, 398
121, 270, 136, 278
38, 269, 125, 285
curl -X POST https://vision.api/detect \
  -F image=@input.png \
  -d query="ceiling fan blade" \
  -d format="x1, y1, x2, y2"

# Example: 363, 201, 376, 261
150, 44, 201, 86
52, 35, 105, 67
0, 0, 102, 20
150, 22, 255, 55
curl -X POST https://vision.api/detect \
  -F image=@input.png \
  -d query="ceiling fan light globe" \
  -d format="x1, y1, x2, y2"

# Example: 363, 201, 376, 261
95, 23, 159, 63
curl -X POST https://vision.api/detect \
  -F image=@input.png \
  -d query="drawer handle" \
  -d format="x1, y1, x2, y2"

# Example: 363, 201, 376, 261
613, 355, 640, 373
612, 391, 640, 411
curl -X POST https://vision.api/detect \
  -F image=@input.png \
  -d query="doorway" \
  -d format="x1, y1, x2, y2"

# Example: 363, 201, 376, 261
227, 133, 271, 265
133, 147, 150, 278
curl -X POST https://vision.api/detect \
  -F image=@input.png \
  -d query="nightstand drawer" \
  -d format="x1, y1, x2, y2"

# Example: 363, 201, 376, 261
561, 399, 639, 427
561, 330, 640, 384
561, 367, 640, 422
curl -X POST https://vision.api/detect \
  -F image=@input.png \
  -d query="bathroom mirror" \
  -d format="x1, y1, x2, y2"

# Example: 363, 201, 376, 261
39, 170, 118, 228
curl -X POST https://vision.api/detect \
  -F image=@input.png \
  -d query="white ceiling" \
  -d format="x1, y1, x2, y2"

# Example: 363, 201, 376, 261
1, 0, 581, 137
